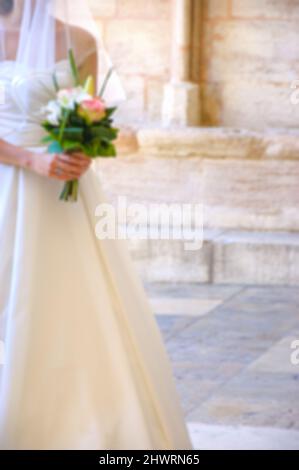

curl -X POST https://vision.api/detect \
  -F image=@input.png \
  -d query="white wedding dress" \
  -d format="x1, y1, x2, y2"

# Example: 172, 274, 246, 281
0, 60, 192, 450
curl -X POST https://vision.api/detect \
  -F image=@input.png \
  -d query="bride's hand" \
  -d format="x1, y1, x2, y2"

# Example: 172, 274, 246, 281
29, 151, 91, 181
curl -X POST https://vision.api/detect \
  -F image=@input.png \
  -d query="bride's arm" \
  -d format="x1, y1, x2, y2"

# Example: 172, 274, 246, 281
0, 139, 90, 181
0, 138, 33, 169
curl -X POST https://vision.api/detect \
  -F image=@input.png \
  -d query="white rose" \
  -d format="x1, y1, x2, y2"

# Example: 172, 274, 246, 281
57, 87, 92, 110
57, 89, 76, 110
42, 100, 62, 125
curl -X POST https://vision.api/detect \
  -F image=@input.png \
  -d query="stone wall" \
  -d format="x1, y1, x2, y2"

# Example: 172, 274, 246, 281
89, 0, 172, 124
202, 0, 299, 129
98, 126, 299, 284
90, 0, 299, 130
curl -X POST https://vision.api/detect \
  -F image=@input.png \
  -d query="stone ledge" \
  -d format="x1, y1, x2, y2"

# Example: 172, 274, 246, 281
116, 126, 299, 160
128, 229, 299, 285
135, 127, 299, 160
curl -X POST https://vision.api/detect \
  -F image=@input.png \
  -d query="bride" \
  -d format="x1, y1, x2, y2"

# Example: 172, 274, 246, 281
0, 0, 192, 450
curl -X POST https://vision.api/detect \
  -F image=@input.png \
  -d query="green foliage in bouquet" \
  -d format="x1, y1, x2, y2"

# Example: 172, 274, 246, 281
42, 106, 118, 158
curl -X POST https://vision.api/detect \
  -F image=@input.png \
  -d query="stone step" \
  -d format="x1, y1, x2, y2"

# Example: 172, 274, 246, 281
100, 127, 299, 233
188, 423, 299, 451
128, 229, 299, 285
137, 127, 299, 160
117, 126, 299, 160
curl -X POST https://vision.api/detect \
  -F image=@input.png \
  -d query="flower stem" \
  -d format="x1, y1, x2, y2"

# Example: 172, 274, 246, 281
59, 180, 79, 202
71, 180, 79, 201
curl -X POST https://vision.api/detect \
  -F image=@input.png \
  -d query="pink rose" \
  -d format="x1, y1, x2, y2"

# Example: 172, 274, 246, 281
78, 98, 106, 123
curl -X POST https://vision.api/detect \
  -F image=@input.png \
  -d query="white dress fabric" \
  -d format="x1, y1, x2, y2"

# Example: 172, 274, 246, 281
0, 60, 192, 450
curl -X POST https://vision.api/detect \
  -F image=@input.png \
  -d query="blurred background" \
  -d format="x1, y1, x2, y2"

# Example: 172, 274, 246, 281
91, 0, 299, 450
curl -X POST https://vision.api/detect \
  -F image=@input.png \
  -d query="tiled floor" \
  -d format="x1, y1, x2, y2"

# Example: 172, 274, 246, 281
146, 283, 299, 450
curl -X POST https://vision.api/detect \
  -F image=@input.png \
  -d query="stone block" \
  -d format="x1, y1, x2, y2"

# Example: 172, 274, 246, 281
145, 79, 164, 122
89, 0, 117, 17
232, 0, 299, 19
202, 159, 299, 231
203, 0, 228, 19
204, 79, 299, 130
129, 238, 212, 283
213, 231, 299, 285
202, 18, 299, 128
162, 82, 201, 126
105, 19, 171, 77
203, 21, 299, 83
98, 153, 203, 206
128, 230, 299, 285
117, 0, 171, 19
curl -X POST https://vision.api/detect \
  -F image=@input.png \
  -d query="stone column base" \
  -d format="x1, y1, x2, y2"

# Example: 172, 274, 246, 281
162, 81, 201, 127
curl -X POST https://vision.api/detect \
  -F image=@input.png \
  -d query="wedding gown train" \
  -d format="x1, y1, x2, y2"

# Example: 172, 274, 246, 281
0, 60, 192, 450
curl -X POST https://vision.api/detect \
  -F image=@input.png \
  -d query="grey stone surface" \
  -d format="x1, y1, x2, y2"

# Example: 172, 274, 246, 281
148, 283, 299, 437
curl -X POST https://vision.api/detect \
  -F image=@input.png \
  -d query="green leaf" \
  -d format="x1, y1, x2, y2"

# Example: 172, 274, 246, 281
68, 48, 80, 86
52, 71, 60, 92
49, 128, 61, 136
89, 126, 118, 141
41, 135, 54, 144
62, 141, 84, 152
61, 127, 84, 141
48, 141, 63, 154
64, 127, 84, 134
42, 122, 58, 132
96, 142, 117, 157
105, 107, 117, 119
49, 124, 83, 143
99, 67, 114, 98
58, 109, 71, 144
69, 114, 86, 127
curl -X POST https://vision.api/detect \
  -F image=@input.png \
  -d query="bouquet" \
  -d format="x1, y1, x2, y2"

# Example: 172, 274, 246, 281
42, 50, 118, 202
